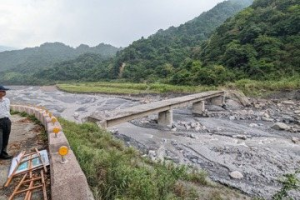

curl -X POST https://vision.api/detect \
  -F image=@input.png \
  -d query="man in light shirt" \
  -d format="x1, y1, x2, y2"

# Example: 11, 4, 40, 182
0, 85, 13, 160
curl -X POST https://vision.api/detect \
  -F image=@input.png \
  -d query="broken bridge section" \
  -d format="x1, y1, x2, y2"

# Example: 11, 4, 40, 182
88, 91, 225, 128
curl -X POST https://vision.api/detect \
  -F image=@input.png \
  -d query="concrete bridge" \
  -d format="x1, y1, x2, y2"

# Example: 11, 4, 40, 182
88, 91, 225, 128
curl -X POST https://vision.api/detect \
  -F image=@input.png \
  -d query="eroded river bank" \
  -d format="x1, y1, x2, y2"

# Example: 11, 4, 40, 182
7, 86, 300, 199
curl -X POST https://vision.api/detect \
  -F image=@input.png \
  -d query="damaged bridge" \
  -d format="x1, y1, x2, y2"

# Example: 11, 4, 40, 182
87, 91, 225, 128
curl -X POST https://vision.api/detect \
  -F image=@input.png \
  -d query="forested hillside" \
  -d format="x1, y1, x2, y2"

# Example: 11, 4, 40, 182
3, 0, 298, 87
0, 42, 119, 73
5, 0, 251, 85
34, 54, 111, 82
112, 0, 253, 82
198, 0, 300, 83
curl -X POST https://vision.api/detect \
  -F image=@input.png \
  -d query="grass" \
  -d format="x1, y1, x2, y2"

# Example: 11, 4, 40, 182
57, 82, 216, 95
57, 77, 300, 97
227, 76, 300, 97
59, 118, 213, 200
272, 170, 300, 200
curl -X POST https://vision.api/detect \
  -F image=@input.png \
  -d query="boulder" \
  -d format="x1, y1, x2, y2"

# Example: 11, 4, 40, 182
262, 117, 274, 122
272, 122, 290, 131
229, 171, 244, 179
226, 99, 243, 110
226, 90, 251, 106
294, 110, 300, 114
292, 137, 300, 144
282, 100, 295, 105
249, 123, 258, 128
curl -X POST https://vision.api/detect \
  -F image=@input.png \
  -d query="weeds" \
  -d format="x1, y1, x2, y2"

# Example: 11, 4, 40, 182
59, 118, 210, 199
272, 170, 300, 200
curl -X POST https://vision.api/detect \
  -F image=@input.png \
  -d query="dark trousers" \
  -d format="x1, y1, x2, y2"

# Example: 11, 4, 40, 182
0, 118, 11, 155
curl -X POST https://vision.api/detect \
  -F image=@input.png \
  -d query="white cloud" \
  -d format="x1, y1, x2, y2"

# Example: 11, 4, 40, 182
0, 0, 224, 48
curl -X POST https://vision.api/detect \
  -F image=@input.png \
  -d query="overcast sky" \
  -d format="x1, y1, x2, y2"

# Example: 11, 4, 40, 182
0, 0, 224, 49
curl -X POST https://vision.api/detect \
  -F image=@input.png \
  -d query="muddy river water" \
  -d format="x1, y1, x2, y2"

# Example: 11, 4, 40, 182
7, 86, 300, 199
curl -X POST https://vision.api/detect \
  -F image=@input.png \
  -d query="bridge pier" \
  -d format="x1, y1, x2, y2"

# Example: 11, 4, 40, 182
158, 110, 173, 126
192, 101, 205, 115
211, 96, 224, 106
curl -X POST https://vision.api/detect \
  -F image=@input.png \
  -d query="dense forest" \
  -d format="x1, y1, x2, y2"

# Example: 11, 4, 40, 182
0, 42, 120, 84
111, 0, 253, 83
1, 0, 299, 86
197, 0, 300, 84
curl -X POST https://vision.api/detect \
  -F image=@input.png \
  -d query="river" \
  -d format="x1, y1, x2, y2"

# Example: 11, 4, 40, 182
6, 86, 300, 199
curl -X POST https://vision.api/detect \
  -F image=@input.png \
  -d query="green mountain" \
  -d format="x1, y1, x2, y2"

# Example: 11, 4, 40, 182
34, 53, 111, 83
198, 0, 300, 82
111, 0, 253, 82
0, 42, 120, 73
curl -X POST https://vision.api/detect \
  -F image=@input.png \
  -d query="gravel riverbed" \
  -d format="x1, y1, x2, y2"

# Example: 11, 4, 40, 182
7, 86, 300, 199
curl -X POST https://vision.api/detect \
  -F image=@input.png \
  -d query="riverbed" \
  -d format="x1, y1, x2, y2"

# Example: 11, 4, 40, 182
7, 86, 300, 199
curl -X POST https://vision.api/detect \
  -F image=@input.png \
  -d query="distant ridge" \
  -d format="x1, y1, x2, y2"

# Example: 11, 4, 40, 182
0, 42, 120, 73
0, 45, 16, 52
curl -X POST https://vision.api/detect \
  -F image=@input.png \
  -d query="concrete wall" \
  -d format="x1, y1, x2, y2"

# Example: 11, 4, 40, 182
11, 105, 94, 200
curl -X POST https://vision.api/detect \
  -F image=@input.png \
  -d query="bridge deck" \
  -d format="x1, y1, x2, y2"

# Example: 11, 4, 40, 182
89, 90, 224, 127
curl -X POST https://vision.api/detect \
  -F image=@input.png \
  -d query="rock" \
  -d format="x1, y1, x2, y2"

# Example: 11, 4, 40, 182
281, 115, 295, 124
294, 110, 300, 114
282, 100, 295, 105
190, 134, 196, 139
226, 99, 243, 110
262, 117, 274, 122
229, 116, 236, 121
148, 150, 156, 161
190, 122, 197, 128
229, 171, 244, 179
227, 90, 251, 106
254, 104, 261, 109
263, 113, 270, 119
194, 126, 201, 131
249, 123, 258, 128
239, 110, 248, 116
248, 110, 254, 115
171, 127, 177, 132
185, 124, 191, 130
73, 112, 79, 119
295, 90, 300, 100
234, 135, 247, 140
292, 137, 300, 144
272, 122, 290, 131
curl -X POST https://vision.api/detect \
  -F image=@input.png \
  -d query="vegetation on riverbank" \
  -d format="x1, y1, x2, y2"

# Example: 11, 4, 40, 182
57, 76, 300, 97
227, 76, 300, 96
59, 118, 248, 200
57, 82, 216, 95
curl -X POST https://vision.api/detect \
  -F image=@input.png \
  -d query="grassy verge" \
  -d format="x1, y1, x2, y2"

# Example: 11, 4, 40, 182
59, 118, 221, 200
226, 77, 300, 97
57, 77, 300, 97
57, 82, 216, 95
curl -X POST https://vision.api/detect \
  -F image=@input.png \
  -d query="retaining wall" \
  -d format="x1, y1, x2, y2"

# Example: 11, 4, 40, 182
11, 105, 94, 200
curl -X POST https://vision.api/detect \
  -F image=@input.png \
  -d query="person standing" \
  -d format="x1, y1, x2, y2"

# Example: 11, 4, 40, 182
0, 85, 13, 160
